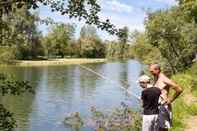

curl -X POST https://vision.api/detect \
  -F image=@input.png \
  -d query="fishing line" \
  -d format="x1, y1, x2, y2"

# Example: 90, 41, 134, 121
78, 64, 141, 100
26, 64, 141, 100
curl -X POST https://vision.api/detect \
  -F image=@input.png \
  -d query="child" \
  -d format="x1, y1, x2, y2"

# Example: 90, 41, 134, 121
138, 75, 161, 131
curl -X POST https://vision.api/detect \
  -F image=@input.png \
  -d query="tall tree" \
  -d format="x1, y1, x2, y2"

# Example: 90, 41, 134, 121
119, 26, 129, 58
78, 25, 105, 58
42, 23, 75, 58
0, 0, 122, 36
0, 5, 44, 60
146, 8, 196, 73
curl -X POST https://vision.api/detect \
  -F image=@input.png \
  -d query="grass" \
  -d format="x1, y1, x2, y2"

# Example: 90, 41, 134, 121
170, 62, 197, 131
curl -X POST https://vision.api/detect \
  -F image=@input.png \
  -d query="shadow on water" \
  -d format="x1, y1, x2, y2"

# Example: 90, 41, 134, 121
0, 60, 143, 131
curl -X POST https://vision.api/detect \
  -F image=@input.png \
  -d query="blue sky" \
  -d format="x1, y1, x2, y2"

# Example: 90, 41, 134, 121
35, 0, 177, 40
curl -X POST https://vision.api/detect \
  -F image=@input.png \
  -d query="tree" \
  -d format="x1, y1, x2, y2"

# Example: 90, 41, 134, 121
119, 26, 129, 59
145, 8, 196, 73
0, 0, 122, 36
105, 43, 121, 59
0, 5, 44, 60
42, 23, 75, 58
0, 46, 16, 64
129, 31, 176, 74
178, 0, 197, 23
78, 25, 105, 58
106, 27, 132, 59
130, 32, 157, 62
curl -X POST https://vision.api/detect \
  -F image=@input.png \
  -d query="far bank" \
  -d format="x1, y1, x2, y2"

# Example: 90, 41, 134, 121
7, 58, 107, 67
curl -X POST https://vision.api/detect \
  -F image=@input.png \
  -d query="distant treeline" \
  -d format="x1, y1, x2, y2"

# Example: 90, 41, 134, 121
0, 5, 134, 62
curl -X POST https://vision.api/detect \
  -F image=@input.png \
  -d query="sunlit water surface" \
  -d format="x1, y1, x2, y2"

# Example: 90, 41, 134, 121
0, 60, 143, 131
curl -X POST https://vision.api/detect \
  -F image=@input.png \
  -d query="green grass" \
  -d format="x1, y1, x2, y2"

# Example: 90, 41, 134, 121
188, 63, 197, 97
170, 62, 197, 131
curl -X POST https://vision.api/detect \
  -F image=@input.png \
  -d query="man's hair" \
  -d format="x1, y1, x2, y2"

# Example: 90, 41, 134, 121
149, 63, 161, 70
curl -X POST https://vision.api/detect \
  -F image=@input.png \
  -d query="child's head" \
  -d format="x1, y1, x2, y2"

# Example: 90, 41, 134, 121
138, 75, 151, 89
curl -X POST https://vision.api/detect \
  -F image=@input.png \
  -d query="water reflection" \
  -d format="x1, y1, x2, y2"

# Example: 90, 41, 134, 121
0, 67, 42, 130
0, 60, 143, 131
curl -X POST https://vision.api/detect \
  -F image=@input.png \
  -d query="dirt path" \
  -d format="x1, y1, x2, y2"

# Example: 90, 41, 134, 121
184, 93, 197, 105
184, 94, 197, 131
185, 116, 197, 131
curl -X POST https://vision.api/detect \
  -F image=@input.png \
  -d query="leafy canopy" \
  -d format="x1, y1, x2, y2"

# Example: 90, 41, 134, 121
0, 0, 123, 36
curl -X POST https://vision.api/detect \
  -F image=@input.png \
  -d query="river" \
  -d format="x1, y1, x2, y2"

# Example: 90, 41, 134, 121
0, 60, 143, 131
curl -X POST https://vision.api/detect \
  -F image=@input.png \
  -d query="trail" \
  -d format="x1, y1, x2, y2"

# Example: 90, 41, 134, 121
184, 94, 197, 131
185, 116, 197, 131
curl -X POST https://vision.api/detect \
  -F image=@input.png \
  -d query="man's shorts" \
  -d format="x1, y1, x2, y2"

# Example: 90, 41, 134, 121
142, 114, 159, 131
158, 104, 172, 129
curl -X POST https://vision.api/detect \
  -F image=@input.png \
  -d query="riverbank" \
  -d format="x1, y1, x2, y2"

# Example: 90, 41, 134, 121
9, 58, 107, 67
170, 62, 197, 131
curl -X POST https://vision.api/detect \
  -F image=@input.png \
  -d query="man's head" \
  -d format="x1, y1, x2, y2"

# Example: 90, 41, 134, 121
149, 63, 161, 76
138, 75, 151, 89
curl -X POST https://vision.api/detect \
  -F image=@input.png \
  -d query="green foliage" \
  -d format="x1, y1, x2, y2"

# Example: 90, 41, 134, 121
170, 62, 197, 130
145, 8, 196, 73
119, 26, 129, 45
129, 4, 197, 129
170, 76, 190, 130
42, 23, 75, 58
130, 5, 196, 74
0, 74, 34, 96
179, 0, 197, 23
0, 46, 16, 64
129, 32, 176, 75
118, 26, 129, 59
0, 73, 34, 131
0, 0, 123, 36
41, 25, 107, 59
64, 103, 142, 131
106, 41, 132, 59
106, 27, 132, 60
0, 5, 44, 60
78, 26, 106, 58
130, 32, 162, 63
0, 104, 16, 131
187, 62, 197, 96
0, 1, 134, 61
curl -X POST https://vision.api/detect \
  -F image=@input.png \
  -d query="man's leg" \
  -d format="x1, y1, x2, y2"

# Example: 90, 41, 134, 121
158, 104, 172, 130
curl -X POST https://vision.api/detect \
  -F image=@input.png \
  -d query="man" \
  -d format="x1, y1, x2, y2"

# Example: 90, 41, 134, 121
149, 63, 183, 131
138, 75, 161, 131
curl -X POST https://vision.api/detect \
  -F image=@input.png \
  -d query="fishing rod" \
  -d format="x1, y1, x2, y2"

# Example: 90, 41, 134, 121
78, 64, 141, 100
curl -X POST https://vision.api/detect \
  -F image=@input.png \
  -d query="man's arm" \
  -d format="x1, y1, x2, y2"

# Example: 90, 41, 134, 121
163, 75, 183, 104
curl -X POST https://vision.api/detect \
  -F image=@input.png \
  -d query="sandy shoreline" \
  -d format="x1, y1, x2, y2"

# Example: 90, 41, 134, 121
10, 58, 107, 67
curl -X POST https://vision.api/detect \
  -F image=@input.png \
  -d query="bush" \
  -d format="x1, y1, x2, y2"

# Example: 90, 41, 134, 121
64, 102, 142, 131
0, 73, 34, 131
0, 104, 16, 131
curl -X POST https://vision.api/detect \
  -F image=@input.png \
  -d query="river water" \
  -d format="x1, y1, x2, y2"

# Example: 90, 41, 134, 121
0, 60, 143, 131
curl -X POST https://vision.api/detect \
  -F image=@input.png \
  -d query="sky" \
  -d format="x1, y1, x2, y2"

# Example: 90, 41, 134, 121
35, 0, 177, 40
